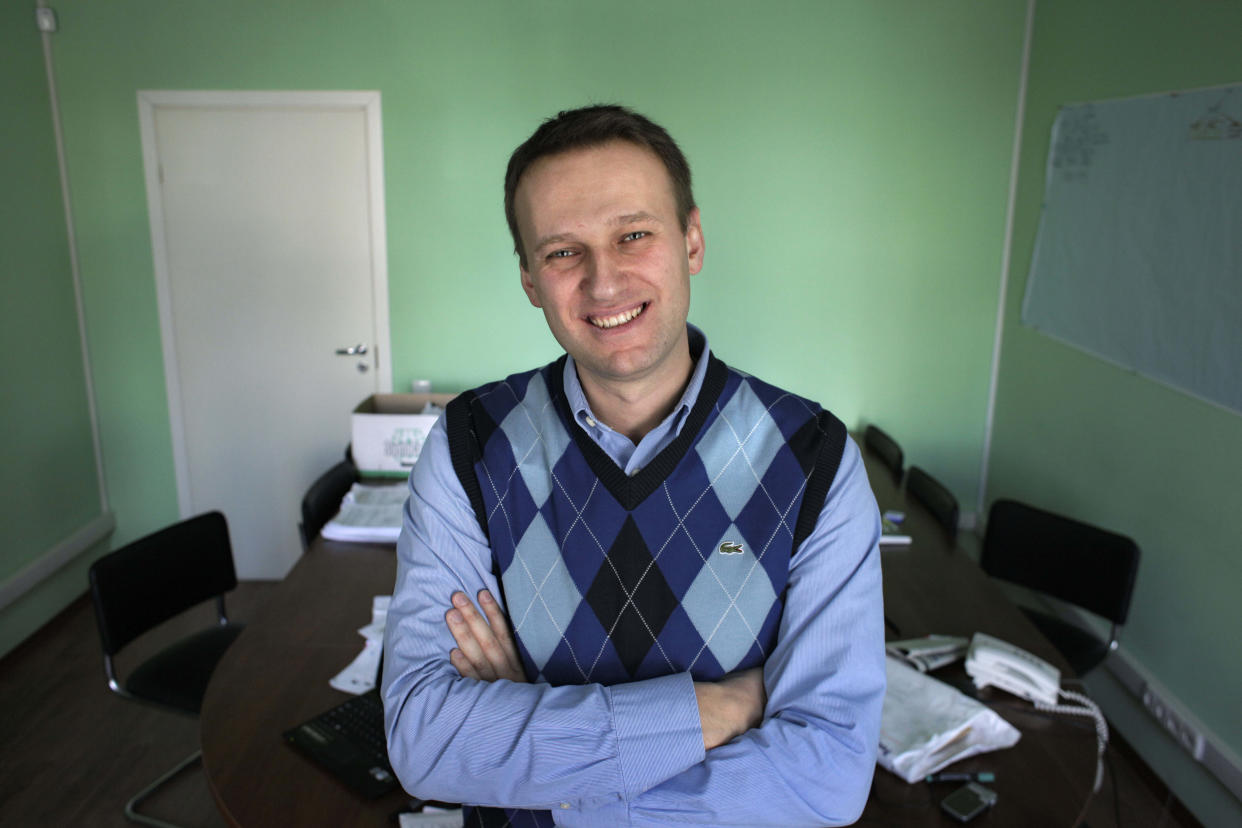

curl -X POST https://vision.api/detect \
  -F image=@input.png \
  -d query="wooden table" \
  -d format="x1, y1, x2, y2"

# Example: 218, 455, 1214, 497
857, 440, 1098, 826
201, 447, 1097, 826
200, 541, 407, 825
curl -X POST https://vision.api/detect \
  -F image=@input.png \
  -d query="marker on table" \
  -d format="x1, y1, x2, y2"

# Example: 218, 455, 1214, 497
925, 771, 995, 784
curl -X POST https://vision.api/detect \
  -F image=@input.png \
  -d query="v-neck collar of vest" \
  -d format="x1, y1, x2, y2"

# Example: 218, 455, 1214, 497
548, 349, 730, 511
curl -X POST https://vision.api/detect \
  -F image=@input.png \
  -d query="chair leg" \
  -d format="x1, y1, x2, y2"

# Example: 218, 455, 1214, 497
123, 748, 203, 828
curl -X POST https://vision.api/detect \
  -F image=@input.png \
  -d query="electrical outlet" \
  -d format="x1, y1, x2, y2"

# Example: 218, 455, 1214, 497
1142, 682, 1206, 761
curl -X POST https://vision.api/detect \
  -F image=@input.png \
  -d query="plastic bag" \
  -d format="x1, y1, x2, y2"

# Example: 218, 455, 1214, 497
877, 656, 1021, 783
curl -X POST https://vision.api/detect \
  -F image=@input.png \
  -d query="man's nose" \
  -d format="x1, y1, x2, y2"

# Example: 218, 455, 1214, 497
582, 248, 625, 300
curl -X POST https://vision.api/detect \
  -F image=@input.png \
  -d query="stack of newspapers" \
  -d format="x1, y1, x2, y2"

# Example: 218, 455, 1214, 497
885, 634, 969, 673
321, 483, 407, 543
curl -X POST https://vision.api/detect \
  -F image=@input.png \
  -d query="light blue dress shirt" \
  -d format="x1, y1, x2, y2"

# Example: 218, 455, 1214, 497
382, 329, 886, 826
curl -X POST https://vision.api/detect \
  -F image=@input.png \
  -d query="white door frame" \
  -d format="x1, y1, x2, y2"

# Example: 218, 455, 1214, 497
138, 90, 392, 518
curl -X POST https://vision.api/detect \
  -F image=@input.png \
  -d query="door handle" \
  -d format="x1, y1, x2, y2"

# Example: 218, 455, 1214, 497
335, 343, 368, 356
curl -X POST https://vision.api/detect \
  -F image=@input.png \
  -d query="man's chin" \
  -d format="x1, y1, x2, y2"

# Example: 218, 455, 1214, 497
571, 349, 656, 386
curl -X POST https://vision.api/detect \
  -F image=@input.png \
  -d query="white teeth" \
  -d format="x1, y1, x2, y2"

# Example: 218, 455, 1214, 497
590, 304, 644, 329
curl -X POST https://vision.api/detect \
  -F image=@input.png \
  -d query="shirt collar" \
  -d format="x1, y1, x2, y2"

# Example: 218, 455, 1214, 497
564, 324, 711, 437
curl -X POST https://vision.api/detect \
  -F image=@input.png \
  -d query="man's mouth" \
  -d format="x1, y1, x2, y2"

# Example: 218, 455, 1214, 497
589, 303, 646, 329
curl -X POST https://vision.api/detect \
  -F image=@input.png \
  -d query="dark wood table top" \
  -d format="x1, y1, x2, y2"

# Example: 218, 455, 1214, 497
201, 443, 1097, 826
200, 541, 406, 826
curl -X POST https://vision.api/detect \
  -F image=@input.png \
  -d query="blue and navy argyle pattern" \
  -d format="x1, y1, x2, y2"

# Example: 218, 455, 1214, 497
444, 353, 845, 826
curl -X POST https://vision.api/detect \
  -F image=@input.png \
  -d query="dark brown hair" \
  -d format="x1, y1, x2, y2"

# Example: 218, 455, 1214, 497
504, 104, 695, 268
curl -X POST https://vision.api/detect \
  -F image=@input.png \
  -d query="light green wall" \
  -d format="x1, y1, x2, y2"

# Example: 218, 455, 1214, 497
0, 2, 106, 652
45, 0, 1024, 565
988, 0, 1242, 822
6, 1, 1027, 661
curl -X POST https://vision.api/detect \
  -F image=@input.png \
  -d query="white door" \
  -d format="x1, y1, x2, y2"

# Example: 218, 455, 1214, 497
140, 91, 391, 579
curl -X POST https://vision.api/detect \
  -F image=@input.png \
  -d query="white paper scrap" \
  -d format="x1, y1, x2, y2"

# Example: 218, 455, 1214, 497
398, 809, 464, 827
329, 638, 384, 694
328, 594, 393, 694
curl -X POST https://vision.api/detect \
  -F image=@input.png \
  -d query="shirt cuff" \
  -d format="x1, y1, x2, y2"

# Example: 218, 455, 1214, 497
607, 672, 704, 799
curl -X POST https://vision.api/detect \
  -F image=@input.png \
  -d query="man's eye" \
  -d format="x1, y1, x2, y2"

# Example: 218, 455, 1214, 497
548, 249, 575, 259
621, 231, 648, 242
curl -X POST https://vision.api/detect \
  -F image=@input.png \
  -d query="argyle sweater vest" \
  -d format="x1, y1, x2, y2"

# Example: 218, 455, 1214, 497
444, 352, 845, 827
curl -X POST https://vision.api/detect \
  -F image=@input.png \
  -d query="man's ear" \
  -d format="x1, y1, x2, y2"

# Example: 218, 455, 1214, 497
684, 207, 705, 275
520, 266, 542, 308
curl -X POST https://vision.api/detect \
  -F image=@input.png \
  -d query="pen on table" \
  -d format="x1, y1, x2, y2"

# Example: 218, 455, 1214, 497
925, 772, 995, 784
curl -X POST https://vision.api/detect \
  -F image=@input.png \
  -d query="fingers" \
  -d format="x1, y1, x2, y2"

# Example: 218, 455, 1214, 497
446, 593, 498, 681
444, 590, 525, 683
477, 590, 525, 679
449, 647, 481, 680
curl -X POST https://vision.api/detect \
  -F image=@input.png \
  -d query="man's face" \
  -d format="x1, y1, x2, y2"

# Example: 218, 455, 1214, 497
515, 140, 704, 392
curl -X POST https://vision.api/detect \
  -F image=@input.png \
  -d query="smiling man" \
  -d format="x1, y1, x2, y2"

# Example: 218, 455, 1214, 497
382, 105, 885, 827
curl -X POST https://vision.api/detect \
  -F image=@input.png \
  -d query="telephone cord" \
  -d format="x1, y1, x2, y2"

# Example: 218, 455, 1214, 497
1036, 688, 1109, 792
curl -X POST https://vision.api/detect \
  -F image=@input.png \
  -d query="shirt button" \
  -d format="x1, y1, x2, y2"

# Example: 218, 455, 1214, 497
560, 802, 571, 809
584, 416, 596, 428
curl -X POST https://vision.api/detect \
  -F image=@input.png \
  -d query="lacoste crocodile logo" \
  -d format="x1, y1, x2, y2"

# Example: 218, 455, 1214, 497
718, 542, 744, 556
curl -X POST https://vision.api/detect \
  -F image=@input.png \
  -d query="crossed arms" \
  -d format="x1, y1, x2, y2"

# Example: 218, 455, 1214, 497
381, 419, 886, 826
446, 587, 768, 752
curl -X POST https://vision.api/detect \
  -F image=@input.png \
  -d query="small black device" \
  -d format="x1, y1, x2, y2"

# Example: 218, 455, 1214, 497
283, 687, 398, 799
285, 648, 395, 799
940, 782, 997, 822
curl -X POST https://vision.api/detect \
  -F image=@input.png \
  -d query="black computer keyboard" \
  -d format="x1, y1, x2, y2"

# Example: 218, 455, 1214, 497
285, 688, 399, 798
313, 690, 389, 763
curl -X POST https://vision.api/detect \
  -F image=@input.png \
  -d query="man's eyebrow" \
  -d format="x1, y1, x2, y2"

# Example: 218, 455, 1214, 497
613, 211, 661, 226
532, 232, 575, 252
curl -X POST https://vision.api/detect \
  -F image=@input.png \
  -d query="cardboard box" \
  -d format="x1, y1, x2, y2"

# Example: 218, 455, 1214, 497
351, 393, 457, 476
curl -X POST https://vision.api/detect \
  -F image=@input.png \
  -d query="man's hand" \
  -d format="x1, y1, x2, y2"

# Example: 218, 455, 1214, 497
694, 667, 766, 750
445, 589, 527, 683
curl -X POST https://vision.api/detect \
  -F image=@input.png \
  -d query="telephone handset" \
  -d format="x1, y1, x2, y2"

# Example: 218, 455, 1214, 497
964, 632, 1060, 706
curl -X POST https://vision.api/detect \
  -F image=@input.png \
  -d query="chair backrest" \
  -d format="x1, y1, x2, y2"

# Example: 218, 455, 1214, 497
300, 458, 359, 547
981, 499, 1140, 625
89, 511, 238, 657
906, 466, 959, 541
863, 424, 903, 485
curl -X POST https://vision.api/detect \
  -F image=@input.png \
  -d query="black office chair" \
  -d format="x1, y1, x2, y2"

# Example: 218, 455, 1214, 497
906, 466, 959, 542
299, 454, 359, 548
981, 498, 1140, 677
863, 424, 903, 485
88, 511, 245, 828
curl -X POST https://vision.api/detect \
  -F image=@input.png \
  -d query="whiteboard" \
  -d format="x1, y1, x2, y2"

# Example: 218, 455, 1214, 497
1022, 83, 1242, 414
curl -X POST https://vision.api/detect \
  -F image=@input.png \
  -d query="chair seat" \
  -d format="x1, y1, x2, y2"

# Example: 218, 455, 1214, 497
1020, 608, 1110, 678
126, 624, 245, 715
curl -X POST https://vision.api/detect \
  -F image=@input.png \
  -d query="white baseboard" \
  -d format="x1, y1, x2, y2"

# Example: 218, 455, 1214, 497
0, 513, 115, 611
1099, 642, 1242, 807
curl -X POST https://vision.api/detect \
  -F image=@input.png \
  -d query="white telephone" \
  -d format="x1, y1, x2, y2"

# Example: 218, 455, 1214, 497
964, 632, 1109, 793
964, 632, 1061, 706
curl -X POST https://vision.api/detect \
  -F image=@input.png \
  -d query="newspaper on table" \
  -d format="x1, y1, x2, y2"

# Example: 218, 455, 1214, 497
885, 634, 969, 673
321, 483, 407, 543
878, 656, 1021, 783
